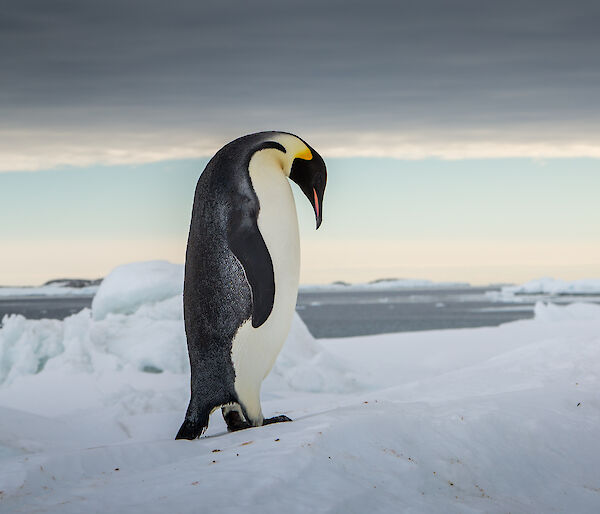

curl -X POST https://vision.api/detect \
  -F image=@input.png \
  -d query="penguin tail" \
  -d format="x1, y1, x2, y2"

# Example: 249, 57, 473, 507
175, 415, 209, 440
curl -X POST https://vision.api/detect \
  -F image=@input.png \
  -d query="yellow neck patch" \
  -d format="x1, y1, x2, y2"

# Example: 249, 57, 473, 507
295, 147, 312, 161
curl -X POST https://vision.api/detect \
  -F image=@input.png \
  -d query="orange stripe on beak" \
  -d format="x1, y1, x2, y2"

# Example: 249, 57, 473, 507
313, 188, 319, 218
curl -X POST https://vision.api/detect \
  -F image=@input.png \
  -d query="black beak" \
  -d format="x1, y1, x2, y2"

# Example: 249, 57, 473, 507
289, 145, 327, 230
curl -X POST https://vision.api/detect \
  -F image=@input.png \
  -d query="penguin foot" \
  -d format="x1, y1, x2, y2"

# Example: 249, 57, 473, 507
223, 409, 252, 432
263, 415, 292, 426
175, 419, 206, 440
224, 411, 292, 431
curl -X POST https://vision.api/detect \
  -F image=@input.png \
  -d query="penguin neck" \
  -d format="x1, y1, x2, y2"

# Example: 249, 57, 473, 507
249, 147, 292, 177
247, 149, 298, 227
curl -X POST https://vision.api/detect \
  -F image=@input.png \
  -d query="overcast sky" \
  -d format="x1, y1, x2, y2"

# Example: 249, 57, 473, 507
3, 0, 600, 170
2, 1, 599, 285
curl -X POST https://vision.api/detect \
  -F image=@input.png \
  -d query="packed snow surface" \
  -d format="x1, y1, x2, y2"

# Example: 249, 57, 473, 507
1, 261, 600, 513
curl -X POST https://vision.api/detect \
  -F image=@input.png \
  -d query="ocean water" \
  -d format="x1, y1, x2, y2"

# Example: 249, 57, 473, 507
1, 286, 598, 338
296, 286, 537, 337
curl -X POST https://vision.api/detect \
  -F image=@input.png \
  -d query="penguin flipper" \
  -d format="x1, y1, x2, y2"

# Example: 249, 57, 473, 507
227, 203, 275, 328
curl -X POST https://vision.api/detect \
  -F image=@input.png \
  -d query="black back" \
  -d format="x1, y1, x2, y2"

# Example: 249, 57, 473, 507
180, 132, 281, 432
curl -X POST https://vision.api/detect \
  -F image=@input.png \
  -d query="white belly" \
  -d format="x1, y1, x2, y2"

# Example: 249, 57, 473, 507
230, 151, 300, 423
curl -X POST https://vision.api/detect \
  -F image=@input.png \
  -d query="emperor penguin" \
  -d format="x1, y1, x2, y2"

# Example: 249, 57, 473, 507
176, 131, 327, 439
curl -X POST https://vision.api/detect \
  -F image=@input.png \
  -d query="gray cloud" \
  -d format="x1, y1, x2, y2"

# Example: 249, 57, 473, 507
2, 0, 600, 166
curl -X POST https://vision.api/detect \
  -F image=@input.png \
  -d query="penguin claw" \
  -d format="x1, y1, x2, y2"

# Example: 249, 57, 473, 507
263, 415, 292, 425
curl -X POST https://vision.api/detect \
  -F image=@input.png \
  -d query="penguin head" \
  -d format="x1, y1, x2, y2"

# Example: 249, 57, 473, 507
267, 133, 327, 229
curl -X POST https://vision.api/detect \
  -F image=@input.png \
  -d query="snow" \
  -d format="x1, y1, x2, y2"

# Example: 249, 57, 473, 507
502, 277, 600, 296
533, 300, 600, 322
91, 260, 184, 320
0, 263, 347, 392
1, 261, 600, 513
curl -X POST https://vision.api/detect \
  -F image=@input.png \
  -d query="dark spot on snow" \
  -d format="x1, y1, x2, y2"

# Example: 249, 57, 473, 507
141, 365, 163, 374
240, 441, 253, 446
191, 481, 199, 486
449, 481, 454, 486
114, 468, 120, 471
475, 484, 491, 499
236, 453, 239, 456
212, 449, 221, 453
274, 438, 280, 442
328, 456, 331, 459
211, 460, 216, 464
36, 356, 51, 374
577, 402, 581, 407
363, 401, 368, 404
